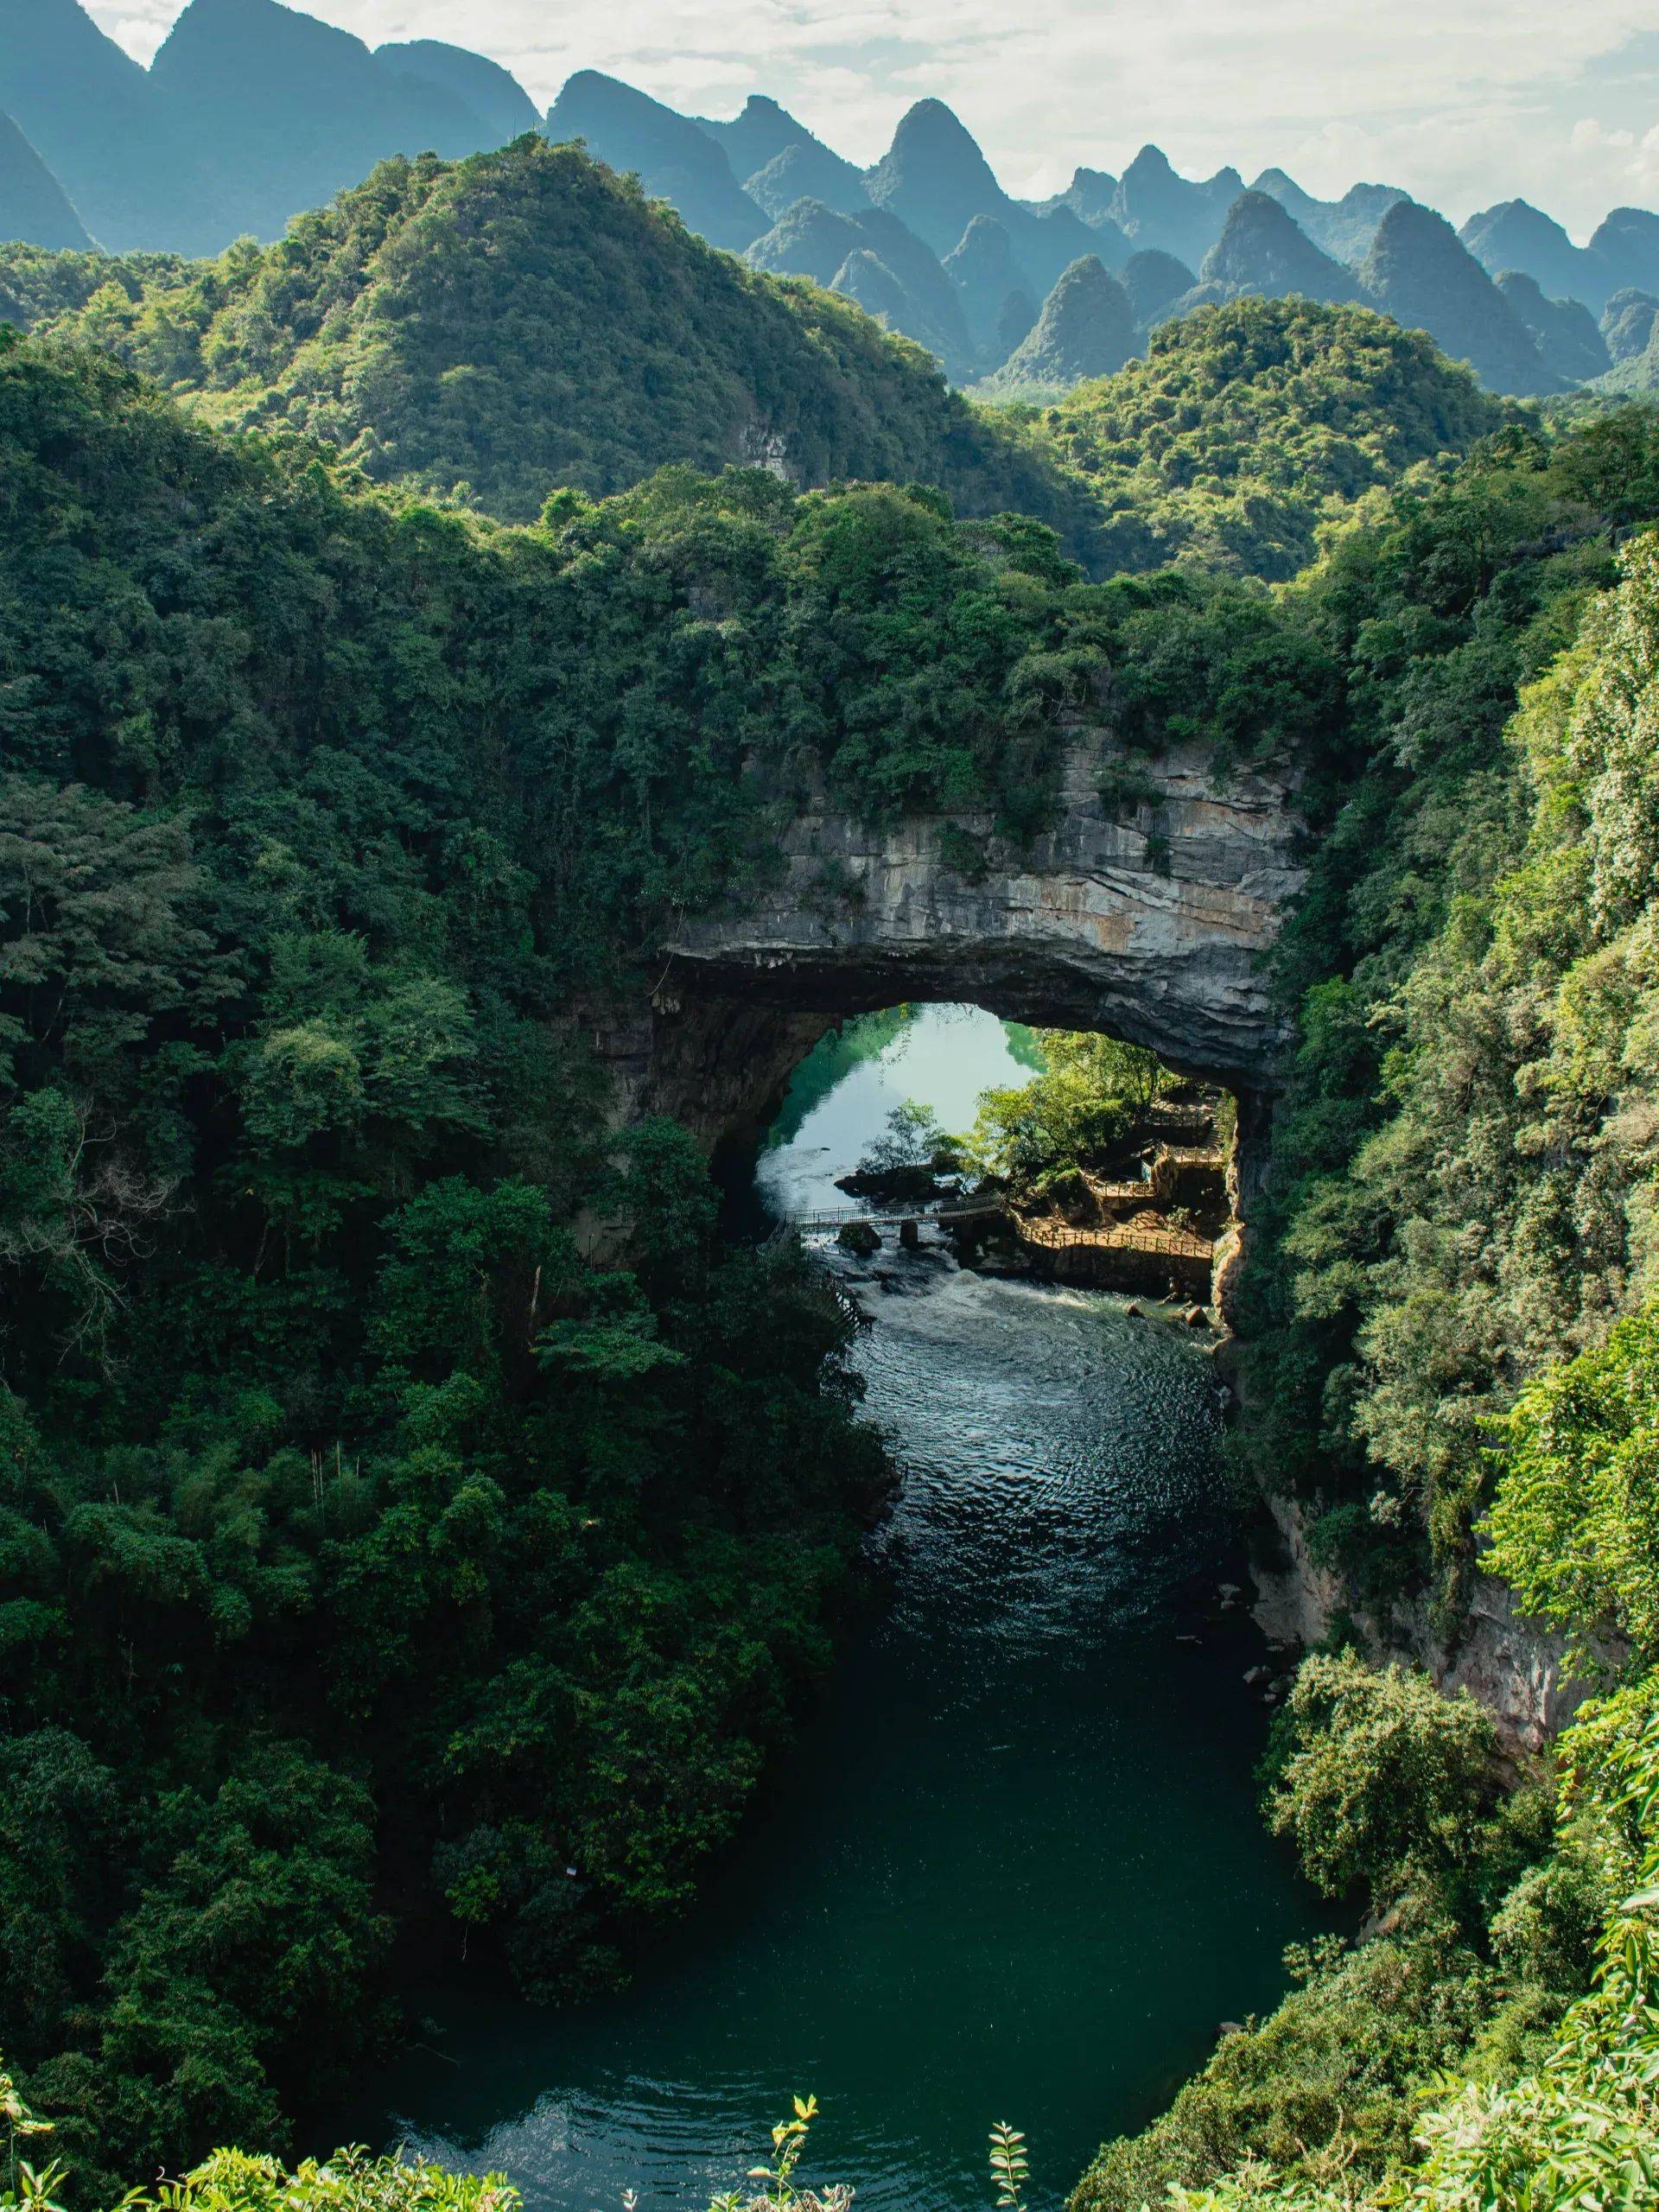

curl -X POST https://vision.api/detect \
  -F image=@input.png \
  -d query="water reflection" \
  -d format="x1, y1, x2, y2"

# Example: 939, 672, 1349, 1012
359, 1009, 1324, 2212
757, 1005, 1039, 1217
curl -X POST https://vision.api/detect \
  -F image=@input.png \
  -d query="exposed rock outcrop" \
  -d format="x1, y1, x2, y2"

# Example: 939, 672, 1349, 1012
658, 742, 1303, 1091
1252, 1494, 1605, 1755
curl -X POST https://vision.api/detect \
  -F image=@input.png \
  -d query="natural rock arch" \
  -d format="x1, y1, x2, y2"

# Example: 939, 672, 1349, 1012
600, 741, 1304, 1129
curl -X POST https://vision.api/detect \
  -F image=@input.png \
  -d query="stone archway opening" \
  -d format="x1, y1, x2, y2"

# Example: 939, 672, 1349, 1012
593, 742, 1304, 1322
618, 985, 1261, 1325
746, 1001, 1241, 1313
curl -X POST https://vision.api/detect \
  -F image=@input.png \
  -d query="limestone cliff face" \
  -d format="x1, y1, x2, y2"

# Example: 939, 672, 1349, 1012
1253, 1494, 1602, 1755
662, 742, 1304, 1093
588, 748, 1580, 1750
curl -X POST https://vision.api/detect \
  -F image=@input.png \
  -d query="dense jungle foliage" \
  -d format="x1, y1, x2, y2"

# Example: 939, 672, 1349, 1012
1070, 403, 1659, 2212
961, 1033, 1175, 1185
1072, 1649, 1659, 2212
994, 297, 1513, 581
10, 226, 1659, 2212
0, 137, 1087, 536
0, 327, 1160, 2193
1233, 404, 1659, 1618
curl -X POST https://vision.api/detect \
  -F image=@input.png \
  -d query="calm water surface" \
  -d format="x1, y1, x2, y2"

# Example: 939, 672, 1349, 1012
359, 1008, 1324, 2212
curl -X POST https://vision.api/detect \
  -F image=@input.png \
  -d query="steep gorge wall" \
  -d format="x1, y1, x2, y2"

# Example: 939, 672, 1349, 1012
1253, 1495, 1599, 1754
585, 741, 1580, 1740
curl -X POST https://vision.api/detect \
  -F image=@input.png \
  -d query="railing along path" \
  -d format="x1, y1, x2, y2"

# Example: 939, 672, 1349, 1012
774, 1201, 1212, 1263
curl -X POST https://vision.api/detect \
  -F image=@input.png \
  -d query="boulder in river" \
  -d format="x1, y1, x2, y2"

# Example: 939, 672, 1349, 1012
838, 1220, 881, 1256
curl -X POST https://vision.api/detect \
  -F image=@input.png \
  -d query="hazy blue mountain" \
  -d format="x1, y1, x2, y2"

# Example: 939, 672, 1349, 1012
1595, 316, 1659, 393
1590, 207, 1659, 299
1122, 247, 1196, 327
863, 97, 1011, 255
0, 0, 194, 250
992, 283, 1039, 359
1250, 168, 1406, 262
1360, 199, 1560, 394
149, 0, 497, 254
743, 137, 870, 219
0, 110, 92, 248
3, 7, 1651, 389
1044, 167, 1119, 226
1196, 189, 1358, 304
696, 94, 809, 178
1460, 198, 1610, 314
980, 254, 1136, 391
1496, 270, 1611, 380
1038, 168, 1134, 267
861, 95, 1102, 293
837, 207, 968, 347
828, 245, 945, 350
745, 197, 867, 285
374, 39, 539, 142
699, 95, 875, 225
1021, 204, 1120, 289
944, 213, 1036, 362
1604, 288, 1659, 363
746, 196, 974, 374
545, 69, 766, 249
1109, 145, 1242, 267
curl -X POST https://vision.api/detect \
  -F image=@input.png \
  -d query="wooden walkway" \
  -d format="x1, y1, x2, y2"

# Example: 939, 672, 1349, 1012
776, 1201, 1212, 1267
1013, 1214, 1215, 1262
781, 1202, 1001, 1234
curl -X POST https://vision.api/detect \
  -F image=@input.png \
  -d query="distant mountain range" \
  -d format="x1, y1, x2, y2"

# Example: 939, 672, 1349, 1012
3, 0, 1659, 397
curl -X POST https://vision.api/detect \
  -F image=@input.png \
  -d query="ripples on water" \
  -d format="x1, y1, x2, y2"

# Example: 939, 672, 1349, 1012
359, 1012, 1325, 2212
859, 1262, 1222, 1644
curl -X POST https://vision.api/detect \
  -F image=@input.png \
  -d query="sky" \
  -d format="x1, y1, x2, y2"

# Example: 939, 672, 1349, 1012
86, 0, 1659, 239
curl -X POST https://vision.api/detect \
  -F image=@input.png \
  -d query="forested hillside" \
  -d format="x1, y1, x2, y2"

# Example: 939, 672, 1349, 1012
1, 137, 1086, 533
2, 0, 1656, 404
1232, 410, 1659, 1612
8, 299, 1659, 2203
1065, 400, 1659, 2212
1000, 298, 1510, 578
0, 327, 1160, 2194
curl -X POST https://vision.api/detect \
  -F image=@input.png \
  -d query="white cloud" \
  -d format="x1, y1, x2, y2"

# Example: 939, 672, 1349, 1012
83, 0, 1659, 236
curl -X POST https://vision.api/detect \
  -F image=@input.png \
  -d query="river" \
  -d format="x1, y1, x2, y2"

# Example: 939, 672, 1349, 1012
357, 1007, 1326, 2212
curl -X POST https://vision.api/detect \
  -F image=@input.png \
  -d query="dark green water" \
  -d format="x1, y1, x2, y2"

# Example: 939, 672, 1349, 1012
360, 1009, 1325, 2211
